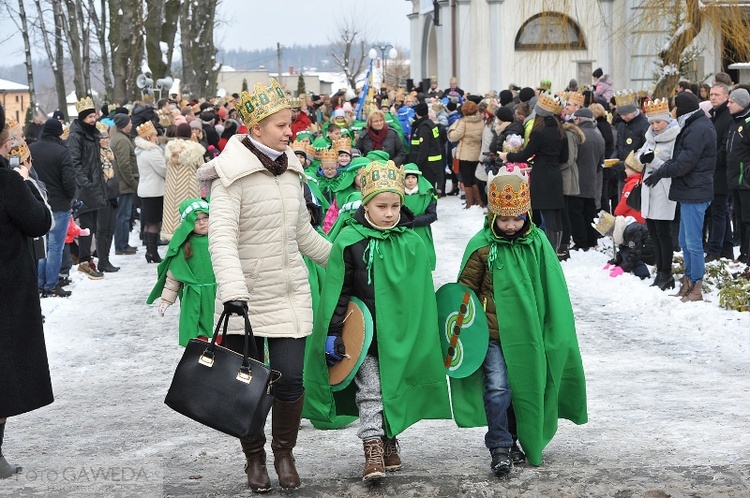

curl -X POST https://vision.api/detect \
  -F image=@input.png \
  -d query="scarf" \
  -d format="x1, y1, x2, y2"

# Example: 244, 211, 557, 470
367, 126, 389, 151
241, 136, 288, 176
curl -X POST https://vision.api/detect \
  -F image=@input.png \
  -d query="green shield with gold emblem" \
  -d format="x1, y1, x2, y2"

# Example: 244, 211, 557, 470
436, 283, 489, 378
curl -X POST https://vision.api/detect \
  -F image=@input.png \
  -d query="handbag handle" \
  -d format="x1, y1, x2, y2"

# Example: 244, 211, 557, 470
204, 310, 263, 371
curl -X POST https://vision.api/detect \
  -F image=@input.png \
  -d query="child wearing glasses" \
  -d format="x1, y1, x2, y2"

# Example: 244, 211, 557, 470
147, 198, 216, 346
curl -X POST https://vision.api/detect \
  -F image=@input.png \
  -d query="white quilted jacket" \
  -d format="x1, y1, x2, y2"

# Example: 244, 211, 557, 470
197, 134, 331, 337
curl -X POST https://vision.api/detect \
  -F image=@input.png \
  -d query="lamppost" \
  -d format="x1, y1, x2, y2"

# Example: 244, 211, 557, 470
368, 43, 398, 86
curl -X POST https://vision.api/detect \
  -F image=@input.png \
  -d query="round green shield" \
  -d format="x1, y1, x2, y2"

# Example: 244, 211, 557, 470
436, 283, 489, 378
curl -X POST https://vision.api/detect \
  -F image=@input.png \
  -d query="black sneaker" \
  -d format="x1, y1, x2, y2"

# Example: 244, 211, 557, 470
510, 441, 526, 464
58, 276, 71, 287
490, 447, 513, 476
43, 284, 72, 298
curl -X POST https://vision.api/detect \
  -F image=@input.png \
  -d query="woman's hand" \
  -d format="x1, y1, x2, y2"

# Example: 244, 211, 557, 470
14, 165, 29, 180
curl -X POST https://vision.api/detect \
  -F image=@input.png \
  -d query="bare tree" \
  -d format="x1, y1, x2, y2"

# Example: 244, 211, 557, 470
3, 0, 37, 120
32, 0, 67, 117
329, 13, 370, 89
60, 0, 92, 99
86, 0, 113, 101
144, 0, 180, 81
179, 0, 220, 98
109, 0, 143, 102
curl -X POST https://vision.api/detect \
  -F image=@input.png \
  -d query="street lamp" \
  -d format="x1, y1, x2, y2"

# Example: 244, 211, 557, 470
368, 43, 398, 86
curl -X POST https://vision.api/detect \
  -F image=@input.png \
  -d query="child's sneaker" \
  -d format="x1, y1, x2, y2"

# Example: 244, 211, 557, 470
78, 261, 104, 280
489, 447, 513, 476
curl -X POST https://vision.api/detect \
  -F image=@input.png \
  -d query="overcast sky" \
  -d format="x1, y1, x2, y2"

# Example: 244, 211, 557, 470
0, 0, 413, 63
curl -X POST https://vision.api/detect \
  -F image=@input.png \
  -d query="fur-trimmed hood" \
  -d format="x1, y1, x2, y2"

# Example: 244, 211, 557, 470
165, 138, 205, 167
562, 121, 586, 144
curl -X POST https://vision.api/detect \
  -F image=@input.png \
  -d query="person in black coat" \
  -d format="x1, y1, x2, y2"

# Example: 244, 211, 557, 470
29, 119, 78, 296
611, 99, 649, 208
706, 83, 735, 260
355, 110, 406, 165
643, 92, 717, 301
499, 96, 569, 253
24, 113, 45, 145
407, 103, 444, 190
0, 130, 54, 478
725, 88, 750, 265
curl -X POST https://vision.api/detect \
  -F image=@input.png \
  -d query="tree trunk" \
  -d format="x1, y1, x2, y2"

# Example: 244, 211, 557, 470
62, 0, 86, 99
109, 0, 144, 103
17, 0, 36, 119
75, 0, 92, 95
179, 0, 219, 99
653, 0, 703, 99
89, 0, 114, 102
34, 0, 67, 119
144, 0, 167, 79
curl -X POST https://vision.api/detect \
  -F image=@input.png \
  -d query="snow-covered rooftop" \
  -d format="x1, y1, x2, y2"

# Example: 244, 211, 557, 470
0, 78, 29, 91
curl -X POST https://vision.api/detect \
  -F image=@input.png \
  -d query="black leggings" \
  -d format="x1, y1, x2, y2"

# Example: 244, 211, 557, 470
222, 335, 306, 402
646, 218, 673, 272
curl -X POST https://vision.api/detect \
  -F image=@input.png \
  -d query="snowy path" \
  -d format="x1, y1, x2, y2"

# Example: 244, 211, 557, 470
3, 194, 749, 497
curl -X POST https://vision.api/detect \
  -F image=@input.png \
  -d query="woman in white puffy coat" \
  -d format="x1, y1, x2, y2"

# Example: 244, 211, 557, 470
196, 84, 331, 493
637, 101, 680, 290
135, 123, 166, 263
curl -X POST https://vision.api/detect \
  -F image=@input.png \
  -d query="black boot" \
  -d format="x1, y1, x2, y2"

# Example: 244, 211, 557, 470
145, 233, 162, 264
489, 446, 513, 476
0, 421, 22, 479
97, 233, 120, 272
657, 271, 675, 291
510, 439, 526, 464
650, 271, 664, 287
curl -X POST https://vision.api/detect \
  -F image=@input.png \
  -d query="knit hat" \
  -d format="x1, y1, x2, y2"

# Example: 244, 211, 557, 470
592, 67, 604, 79
332, 108, 346, 119
486, 165, 531, 217
360, 160, 405, 204
494, 106, 514, 123
113, 113, 131, 129
52, 109, 65, 121
729, 88, 750, 109
674, 92, 699, 117
499, 89, 513, 107
568, 79, 578, 90
78, 108, 96, 121
414, 102, 429, 117
176, 123, 192, 138
518, 87, 535, 103
189, 119, 203, 130
572, 107, 595, 122
41, 118, 63, 137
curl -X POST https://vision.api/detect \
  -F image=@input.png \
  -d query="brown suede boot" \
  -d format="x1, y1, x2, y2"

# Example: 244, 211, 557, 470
463, 187, 474, 209
671, 275, 690, 298
271, 396, 303, 490
240, 435, 271, 493
681, 280, 703, 302
381, 436, 402, 471
362, 439, 386, 481
472, 184, 485, 208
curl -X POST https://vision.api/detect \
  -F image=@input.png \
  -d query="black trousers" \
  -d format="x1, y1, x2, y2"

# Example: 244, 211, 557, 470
222, 335, 306, 402
568, 197, 599, 248
646, 218, 673, 273
77, 210, 98, 260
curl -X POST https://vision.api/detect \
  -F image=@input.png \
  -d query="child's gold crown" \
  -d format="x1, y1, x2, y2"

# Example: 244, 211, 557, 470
10, 140, 30, 162
288, 97, 302, 109
536, 92, 564, 115
567, 92, 585, 107
333, 137, 351, 152
5, 116, 22, 137
593, 210, 616, 237
644, 98, 670, 118
235, 79, 290, 128
319, 148, 339, 166
291, 141, 314, 158
487, 165, 531, 217
96, 121, 110, 134
136, 121, 157, 138
360, 160, 405, 204
614, 90, 637, 108
75, 96, 95, 114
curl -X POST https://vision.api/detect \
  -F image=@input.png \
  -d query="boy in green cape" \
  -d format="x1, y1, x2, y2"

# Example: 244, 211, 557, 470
402, 163, 438, 271
453, 166, 587, 474
146, 199, 216, 346
303, 160, 451, 482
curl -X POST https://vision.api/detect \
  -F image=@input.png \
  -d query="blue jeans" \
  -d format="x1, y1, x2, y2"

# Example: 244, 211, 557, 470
38, 210, 71, 291
706, 194, 732, 256
115, 193, 135, 251
678, 201, 710, 283
483, 339, 513, 450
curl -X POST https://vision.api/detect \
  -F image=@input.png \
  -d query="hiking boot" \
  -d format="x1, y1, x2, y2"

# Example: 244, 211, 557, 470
681, 279, 703, 302
671, 275, 689, 298
490, 447, 513, 476
510, 441, 526, 464
381, 437, 402, 471
115, 246, 137, 255
362, 439, 385, 482
42, 284, 71, 298
78, 261, 104, 280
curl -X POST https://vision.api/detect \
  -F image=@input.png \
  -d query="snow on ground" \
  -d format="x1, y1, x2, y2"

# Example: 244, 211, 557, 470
3, 193, 750, 497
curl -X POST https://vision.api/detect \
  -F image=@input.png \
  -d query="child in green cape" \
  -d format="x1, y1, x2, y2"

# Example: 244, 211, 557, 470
402, 163, 438, 271
146, 199, 216, 346
303, 160, 451, 482
453, 166, 587, 474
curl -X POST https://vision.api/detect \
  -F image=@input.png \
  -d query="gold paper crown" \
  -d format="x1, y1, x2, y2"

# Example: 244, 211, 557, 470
536, 92, 564, 115
61, 125, 70, 140
96, 121, 110, 135
538, 79, 552, 91
333, 137, 351, 152
380, 98, 390, 108
75, 96, 95, 114
5, 117, 22, 139
487, 166, 531, 217
624, 150, 644, 173
136, 121, 157, 138
108, 104, 118, 113
360, 160, 405, 204
235, 79, 291, 128
288, 97, 302, 109
567, 92, 585, 107
291, 141, 313, 158
593, 210, 616, 237
319, 149, 339, 166
614, 90, 637, 108
10, 140, 30, 162
644, 98, 670, 118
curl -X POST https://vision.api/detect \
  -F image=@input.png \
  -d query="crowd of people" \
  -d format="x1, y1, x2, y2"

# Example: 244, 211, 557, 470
2, 63, 749, 491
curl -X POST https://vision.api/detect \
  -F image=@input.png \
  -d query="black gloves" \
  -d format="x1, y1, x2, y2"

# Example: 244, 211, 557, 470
639, 151, 655, 164
223, 300, 248, 316
643, 173, 661, 187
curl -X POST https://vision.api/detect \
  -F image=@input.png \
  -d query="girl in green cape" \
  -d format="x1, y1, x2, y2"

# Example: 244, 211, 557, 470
453, 166, 587, 474
146, 199, 216, 346
303, 160, 451, 482
402, 163, 438, 271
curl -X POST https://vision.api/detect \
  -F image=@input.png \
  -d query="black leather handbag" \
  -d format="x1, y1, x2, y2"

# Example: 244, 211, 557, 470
164, 309, 280, 438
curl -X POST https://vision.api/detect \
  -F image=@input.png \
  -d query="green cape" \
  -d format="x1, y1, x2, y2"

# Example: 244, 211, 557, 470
451, 218, 587, 466
147, 199, 216, 346
403, 164, 437, 271
303, 216, 452, 436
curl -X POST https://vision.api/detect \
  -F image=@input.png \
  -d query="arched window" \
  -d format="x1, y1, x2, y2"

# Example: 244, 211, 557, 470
515, 12, 586, 51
